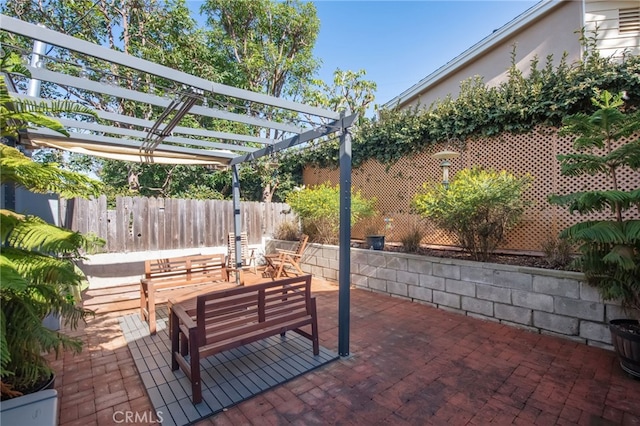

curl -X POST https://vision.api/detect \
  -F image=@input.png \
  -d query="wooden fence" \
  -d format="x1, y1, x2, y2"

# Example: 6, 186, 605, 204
60, 196, 295, 253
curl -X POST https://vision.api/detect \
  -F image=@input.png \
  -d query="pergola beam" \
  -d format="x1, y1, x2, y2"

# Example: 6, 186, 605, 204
20, 128, 236, 161
25, 66, 305, 135
9, 93, 274, 147
53, 117, 257, 153
1, 14, 340, 121
229, 113, 358, 166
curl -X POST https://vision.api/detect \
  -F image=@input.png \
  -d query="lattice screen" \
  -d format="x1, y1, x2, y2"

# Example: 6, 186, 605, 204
303, 127, 640, 253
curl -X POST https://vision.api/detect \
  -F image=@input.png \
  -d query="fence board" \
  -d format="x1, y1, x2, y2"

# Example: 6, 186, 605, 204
106, 210, 117, 251
123, 197, 134, 253
179, 198, 188, 248
98, 195, 108, 240
148, 197, 158, 250
157, 197, 165, 250
75, 198, 88, 235
196, 200, 205, 247
186, 199, 195, 248
132, 197, 143, 252
115, 197, 126, 253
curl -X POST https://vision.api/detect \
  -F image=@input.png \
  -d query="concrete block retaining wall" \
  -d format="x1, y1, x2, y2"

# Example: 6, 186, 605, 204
266, 240, 639, 350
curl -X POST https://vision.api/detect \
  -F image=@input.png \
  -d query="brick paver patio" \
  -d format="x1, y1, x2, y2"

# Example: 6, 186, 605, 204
52, 278, 640, 425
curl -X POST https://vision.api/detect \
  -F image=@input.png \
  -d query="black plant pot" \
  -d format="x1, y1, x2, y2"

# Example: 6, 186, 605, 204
366, 235, 385, 250
609, 319, 640, 379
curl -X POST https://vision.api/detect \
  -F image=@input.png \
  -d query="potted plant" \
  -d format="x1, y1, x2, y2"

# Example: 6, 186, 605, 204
549, 90, 640, 378
1, 51, 103, 407
364, 221, 386, 251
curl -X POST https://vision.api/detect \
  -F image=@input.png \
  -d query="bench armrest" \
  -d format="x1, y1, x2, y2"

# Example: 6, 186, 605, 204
170, 302, 197, 330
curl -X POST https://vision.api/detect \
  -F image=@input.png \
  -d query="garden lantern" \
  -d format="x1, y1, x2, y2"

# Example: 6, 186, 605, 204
432, 149, 460, 188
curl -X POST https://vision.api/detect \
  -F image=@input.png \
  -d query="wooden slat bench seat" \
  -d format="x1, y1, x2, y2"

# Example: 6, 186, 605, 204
169, 274, 319, 403
140, 253, 232, 334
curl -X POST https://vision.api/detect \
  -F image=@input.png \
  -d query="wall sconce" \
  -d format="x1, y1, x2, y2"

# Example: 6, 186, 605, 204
432, 149, 460, 188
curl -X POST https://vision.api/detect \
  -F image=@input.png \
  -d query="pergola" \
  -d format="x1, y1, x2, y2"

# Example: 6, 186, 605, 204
1, 14, 354, 357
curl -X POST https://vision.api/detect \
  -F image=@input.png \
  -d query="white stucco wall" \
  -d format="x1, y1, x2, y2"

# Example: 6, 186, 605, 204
401, 1, 582, 109
586, 1, 640, 59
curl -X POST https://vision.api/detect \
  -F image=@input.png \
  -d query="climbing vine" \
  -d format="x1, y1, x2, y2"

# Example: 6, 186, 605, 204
298, 31, 640, 169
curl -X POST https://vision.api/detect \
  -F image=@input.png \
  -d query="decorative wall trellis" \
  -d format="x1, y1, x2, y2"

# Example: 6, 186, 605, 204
61, 196, 295, 253
303, 128, 640, 253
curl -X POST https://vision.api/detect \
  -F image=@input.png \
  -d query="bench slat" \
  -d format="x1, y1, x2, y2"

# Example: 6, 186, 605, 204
203, 307, 310, 345
200, 315, 314, 359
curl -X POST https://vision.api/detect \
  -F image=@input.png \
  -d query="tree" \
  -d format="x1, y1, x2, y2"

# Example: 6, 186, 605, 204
549, 91, 640, 311
2, 0, 225, 197
201, 0, 320, 100
3, 1, 378, 202
200, 0, 323, 202
295, 68, 378, 170
304, 68, 377, 127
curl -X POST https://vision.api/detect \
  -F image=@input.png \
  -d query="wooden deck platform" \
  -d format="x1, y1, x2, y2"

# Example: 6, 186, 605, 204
82, 283, 141, 313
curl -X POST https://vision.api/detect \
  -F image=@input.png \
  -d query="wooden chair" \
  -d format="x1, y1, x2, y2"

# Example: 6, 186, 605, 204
226, 232, 256, 283
264, 234, 309, 279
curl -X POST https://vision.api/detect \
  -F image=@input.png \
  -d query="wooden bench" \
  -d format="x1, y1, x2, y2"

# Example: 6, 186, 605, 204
169, 274, 319, 403
140, 254, 232, 334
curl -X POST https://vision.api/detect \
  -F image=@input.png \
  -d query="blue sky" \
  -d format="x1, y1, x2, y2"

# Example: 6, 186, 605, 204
311, 1, 539, 109
187, 1, 540, 113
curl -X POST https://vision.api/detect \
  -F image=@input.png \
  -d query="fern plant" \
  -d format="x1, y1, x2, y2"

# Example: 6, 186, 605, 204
549, 90, 640, 312
1, 52, 103, 399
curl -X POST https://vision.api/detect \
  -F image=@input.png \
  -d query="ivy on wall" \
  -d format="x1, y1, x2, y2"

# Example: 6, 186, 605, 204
296, 33, 640, 170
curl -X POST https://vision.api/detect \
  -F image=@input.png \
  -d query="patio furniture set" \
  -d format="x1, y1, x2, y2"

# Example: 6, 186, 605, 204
138, 234, 317, 403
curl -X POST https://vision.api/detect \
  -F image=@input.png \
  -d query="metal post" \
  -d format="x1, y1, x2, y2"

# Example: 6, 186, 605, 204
27, 26, 47, 98
338, 111, 352, 357
231, 164, 243, 285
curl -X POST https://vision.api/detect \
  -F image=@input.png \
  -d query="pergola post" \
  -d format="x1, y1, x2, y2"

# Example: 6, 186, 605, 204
231, 164, 243, 285
27, 26, 46, 98
338, 111, 352, 357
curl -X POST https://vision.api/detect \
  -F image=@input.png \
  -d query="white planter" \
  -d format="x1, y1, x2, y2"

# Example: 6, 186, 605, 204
0, 389, 58, 426
43, 313, 61, 331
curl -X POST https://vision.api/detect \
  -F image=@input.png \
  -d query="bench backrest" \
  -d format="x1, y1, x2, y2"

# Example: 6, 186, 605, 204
190, 274, 313, 344
145, 254, 227, 281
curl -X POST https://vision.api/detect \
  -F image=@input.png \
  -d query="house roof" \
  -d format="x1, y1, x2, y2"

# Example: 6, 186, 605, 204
381, 0, 565, 110
1, 15, 355, 167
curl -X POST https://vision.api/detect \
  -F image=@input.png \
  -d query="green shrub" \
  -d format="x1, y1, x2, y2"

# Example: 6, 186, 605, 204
549, 90, 640, 311
412, 167, 531, 261
273, 220, 300, 241
286, 183, 376, 244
